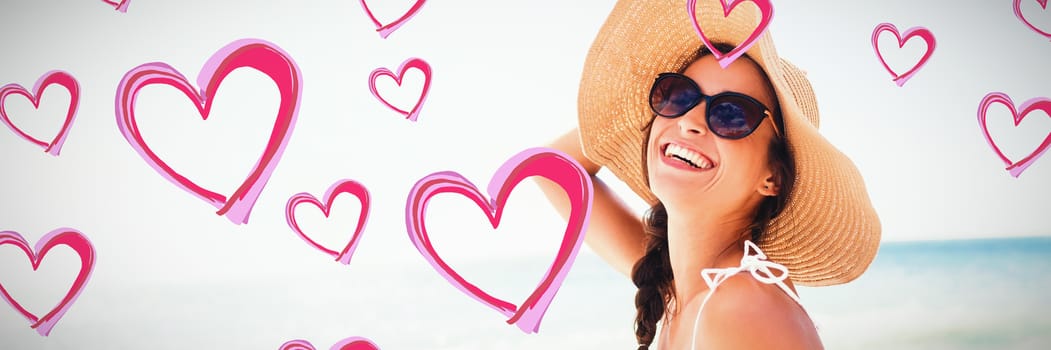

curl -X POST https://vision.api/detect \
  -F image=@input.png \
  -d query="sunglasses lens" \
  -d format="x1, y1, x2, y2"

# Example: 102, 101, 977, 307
650, 75, 700, 117
708, 95, 765, 139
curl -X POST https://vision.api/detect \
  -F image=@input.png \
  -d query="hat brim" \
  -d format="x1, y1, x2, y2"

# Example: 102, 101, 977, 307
577, 0, 881, 286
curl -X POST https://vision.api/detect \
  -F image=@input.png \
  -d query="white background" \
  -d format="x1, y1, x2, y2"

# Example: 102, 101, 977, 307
0, 0, 1049, 349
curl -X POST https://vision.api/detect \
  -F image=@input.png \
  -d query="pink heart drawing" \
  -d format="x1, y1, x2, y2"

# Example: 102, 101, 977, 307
686, 0, 774, 68
100, 0, 130, 12
977, 92, 1051, 177
0, 70, 80, 156
358, 0, 427, 38
368, 57, 431, 122
280, 337, 380, 350
405, 147, 593, 333
1014, 0, 1051, 40
0, 228, 96, 336
115, 38, 302, 225
871, 23, 937, 87
285, 179, 371, 265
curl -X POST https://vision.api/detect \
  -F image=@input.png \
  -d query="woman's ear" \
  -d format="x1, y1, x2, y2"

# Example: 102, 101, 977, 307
757, 174, 780, 197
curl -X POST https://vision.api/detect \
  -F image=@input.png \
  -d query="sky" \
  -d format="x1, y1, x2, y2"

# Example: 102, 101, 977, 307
0, 0, 1049, 348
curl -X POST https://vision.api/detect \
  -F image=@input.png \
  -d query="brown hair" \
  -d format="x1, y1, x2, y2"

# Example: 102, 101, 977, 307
631, 44, 796, 349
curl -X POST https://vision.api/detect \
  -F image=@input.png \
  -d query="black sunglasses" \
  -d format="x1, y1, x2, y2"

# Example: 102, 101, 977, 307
649, 73, 780, 139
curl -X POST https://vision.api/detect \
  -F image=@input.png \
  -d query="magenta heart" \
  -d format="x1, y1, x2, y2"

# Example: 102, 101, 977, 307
368, 57, 431, 122
0, 228, 96, 336
280, 337, 380, 350
285, 179, 371, 265
0, 70, 80, 156
977, 92, 1051, 177
871, 23, 937, 87
1014, 0, 1051, 40
686, 0, 774, 68
405, 147, 593, 333
114, 38, 302, 225
100, 0, 130, 12
358, 0, 427, 38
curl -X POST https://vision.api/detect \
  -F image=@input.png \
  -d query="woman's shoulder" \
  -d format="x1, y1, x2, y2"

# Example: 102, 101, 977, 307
690, 273, 823, 349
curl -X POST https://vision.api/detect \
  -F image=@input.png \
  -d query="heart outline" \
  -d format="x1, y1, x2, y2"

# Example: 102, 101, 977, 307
686, 0, 774, 69
114, 38, 302, 225
285, 179, 371, 265
0, 228, 96, 336
1014, 0, 1051, 40
871, 23, 937, 87
368, 57, 431, 122
358, 0, 427, 38
0, 70, 80, 156
100, 0, 130, 12
280, 337, 380, 350
977, 92, 1051, 177
405, 147, 593, 333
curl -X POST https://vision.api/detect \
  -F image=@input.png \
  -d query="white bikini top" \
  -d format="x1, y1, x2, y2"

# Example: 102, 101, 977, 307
689, 240, 803, 349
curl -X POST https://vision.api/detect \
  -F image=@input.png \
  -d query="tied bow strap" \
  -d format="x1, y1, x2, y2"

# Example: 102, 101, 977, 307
699, 241, 800, 304
690, 241, 801, 349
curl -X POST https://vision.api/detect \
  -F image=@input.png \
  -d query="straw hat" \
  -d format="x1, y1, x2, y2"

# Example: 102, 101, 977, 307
577, 0, 881, 286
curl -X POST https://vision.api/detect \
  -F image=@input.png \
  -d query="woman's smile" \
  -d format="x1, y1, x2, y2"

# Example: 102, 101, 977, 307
660, 141, 716, 171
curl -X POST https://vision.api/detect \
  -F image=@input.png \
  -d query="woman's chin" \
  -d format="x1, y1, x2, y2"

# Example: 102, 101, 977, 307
651, 185, 703, 209
649, 171, 712, 200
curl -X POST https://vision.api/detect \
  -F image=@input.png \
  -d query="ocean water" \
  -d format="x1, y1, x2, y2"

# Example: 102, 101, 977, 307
2, 237, 1050, 349
394, 236, 1051, 349
314, 236, 1051, 349
801, 237, 1051, 350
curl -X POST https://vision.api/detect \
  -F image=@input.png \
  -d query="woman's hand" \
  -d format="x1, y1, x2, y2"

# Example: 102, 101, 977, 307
534, 128, 647, 277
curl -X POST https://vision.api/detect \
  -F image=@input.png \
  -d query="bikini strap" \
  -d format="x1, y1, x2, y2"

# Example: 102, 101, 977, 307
689, 241, 800, 349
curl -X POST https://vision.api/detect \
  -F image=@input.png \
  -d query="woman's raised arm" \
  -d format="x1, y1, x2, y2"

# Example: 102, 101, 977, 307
536, 128, 647, 278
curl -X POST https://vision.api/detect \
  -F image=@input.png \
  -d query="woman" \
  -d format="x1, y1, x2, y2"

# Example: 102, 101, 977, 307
537, 0, 881, 348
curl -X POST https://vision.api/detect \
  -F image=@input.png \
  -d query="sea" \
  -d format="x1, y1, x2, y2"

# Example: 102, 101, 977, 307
305, 236, 1051, 349
1, 237, 1049, 349
402, 236, 1051, 350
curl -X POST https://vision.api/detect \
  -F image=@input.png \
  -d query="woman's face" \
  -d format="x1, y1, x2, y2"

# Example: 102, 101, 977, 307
646, 54, 781, 217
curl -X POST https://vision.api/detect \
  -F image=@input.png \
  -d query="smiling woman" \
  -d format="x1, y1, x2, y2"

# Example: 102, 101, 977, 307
536, 0, 881, 348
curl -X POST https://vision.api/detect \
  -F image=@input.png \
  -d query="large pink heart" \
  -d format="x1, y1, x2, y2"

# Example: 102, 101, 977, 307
100, 0, 130, 12
115, 38, 302, 225
0, 70, 80, 156
285, 179, 371, 265
358, 0, 427, 38
280, 337, 380, 350
405, 147, 593, 333
977, 92, 1051, 177
368, 57, 431, 122
686, 0, 774, 68
871, 23, 937, 87
1014, 0, 1051, 40
0, 228, 95, 336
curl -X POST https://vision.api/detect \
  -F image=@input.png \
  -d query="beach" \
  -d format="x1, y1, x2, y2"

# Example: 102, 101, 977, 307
4, 236, 1048, 349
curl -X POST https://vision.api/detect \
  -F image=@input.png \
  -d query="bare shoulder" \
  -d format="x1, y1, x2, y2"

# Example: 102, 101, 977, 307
691, 273, 824, 349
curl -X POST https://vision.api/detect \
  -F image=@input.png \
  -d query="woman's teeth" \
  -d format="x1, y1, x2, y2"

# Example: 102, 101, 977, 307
665, 144, 712, 169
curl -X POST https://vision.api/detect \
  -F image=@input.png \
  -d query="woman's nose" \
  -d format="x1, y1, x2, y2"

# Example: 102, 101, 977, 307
677, 107, 708, 136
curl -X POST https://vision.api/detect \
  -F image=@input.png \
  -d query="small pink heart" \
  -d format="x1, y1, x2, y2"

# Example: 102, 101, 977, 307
280, 337, 380, 350
1014, 0, 1051, 40
686, 0, 775, 68
977, 92, 1051, 177
871, 23, 936, 87
369, 57, 431, 122
285, 179, 371, 265
0, 228, 96, 336
405, 147, 593, 333
100, 0, 130, 12
115, 38, 302, 225
358, 0, 427, 38
0, 70, 80, 156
